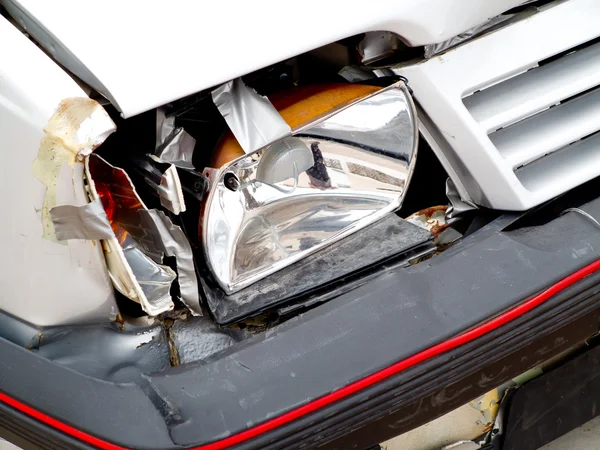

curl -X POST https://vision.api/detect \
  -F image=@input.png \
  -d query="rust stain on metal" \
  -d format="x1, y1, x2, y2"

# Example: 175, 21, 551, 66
469, 388, 500, 435
430, 222, 450, 238
415, 205, 447, 218
114, 313, 125, 331
163, 318, 181, 367
407, 205, 450, 239
481, 421, 494, 433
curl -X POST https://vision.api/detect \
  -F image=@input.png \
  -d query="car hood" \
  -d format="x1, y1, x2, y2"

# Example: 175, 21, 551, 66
2, 0, 525, 117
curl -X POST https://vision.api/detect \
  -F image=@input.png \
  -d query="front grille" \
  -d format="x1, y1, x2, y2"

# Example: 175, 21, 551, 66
465, 39, 600, 193
397, 0, 600, 210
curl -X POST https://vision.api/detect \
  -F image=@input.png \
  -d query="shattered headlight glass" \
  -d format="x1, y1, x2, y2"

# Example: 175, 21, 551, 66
203, 80, 418, 294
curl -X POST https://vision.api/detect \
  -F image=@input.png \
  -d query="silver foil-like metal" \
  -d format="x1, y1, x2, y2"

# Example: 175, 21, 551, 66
157, 164, 186, 215
204, 81, 419, 294
139, 209, 202, 316
211, 78, 291, 154
85, 154, 176, 316
153, 109, 196, 169
50, 198, 114, 241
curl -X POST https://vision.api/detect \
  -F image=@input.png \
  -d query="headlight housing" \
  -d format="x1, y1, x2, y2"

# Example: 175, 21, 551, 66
203, 80, 418, 294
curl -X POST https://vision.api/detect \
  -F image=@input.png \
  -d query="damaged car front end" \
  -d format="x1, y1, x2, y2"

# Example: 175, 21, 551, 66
3, 1, 600, 449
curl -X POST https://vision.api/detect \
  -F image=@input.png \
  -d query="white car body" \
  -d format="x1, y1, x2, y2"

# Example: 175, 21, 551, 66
2, 0, 523, 117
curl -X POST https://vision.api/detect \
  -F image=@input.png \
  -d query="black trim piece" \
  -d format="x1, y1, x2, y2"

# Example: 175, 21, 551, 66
202, 214, 432, 325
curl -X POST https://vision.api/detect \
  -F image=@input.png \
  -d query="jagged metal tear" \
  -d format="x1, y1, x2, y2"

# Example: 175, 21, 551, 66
153, 108, 196, 169
139, 209, 202, 316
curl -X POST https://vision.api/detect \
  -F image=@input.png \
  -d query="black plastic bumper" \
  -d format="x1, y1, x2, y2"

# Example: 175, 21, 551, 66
3, 188, 600, 449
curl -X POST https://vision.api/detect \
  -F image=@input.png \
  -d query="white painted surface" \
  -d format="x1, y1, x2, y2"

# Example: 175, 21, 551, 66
0, 15, 116, 326
0, 441, 21, 450
382, 402, 488, 450
1, 0, 524, 117
384, 412, 600, 450
397, 0, 600, 210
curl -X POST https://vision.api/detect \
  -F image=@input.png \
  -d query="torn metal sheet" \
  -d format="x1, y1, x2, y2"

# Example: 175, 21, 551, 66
86, 154, 175, 316
157, 165, 186, 215
49, 198, 114, 241
139, 209, 202, 316
121, 235, 176, 314
211, 78, 291, 154
153, 109, 196, 169
156, 108, 176, 148
33, 97, 115, 242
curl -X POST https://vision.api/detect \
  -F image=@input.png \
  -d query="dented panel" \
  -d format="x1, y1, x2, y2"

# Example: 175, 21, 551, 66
0, 15, 117, 326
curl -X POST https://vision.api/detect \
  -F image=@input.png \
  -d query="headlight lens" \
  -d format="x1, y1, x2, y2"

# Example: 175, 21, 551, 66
203, 80, 418, 294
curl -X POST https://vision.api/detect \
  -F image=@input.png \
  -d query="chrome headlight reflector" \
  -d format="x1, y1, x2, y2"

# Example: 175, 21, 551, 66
203, 81, 418, 294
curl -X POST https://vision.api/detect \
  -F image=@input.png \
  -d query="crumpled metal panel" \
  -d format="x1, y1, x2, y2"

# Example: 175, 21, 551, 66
153, 109, 196, 170
86, 154, 176, 315
0, 14, 117, 326
139, 210, 202, 316
86, 155, 202, 316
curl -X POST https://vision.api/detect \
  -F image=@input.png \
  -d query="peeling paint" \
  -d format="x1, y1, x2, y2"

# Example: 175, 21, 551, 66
32, 97, 115, 242
406, 205, 449, 238
469, 389, 500, 433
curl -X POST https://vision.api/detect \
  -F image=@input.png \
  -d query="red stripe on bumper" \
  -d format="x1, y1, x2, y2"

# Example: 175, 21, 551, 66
3, 258, 600, 450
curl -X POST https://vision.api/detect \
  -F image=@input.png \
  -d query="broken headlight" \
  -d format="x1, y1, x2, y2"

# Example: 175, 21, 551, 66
203, 80, 418, 294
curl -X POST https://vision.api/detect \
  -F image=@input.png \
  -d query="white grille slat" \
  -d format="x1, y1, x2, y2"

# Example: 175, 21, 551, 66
397, 0, 600, 210
516, 131, 600, 192
490, 86, 600, 168
464, 43, 600, 133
